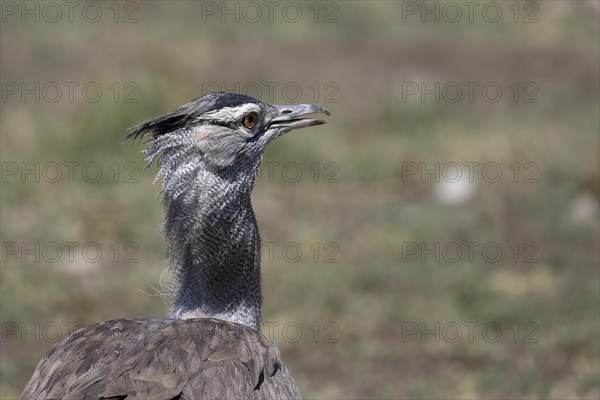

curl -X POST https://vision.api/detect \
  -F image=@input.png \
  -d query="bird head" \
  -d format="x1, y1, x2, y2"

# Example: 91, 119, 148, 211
126, 92, 330, 191
126, 92, 330, 201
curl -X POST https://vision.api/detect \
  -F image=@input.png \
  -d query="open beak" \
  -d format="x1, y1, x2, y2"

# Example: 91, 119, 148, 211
268, 104, 330, 135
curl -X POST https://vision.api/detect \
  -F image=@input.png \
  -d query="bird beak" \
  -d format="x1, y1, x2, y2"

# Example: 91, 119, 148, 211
268, 104, 330, 135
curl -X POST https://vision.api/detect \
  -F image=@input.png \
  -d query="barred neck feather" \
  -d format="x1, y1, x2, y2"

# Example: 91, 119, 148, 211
146, 129, 263, 330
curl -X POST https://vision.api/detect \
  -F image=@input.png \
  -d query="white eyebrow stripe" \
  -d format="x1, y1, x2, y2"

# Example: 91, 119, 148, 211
202, 104, 261, 123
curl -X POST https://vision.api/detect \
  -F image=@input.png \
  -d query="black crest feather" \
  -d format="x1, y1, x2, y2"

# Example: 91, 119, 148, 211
125, 92, 262, 142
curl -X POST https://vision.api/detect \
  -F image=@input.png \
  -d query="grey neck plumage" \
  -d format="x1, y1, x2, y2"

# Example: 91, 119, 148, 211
148, 132, 263, 330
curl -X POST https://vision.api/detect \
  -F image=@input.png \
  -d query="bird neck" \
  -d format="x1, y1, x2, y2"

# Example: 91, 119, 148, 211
163, 167, 262, 330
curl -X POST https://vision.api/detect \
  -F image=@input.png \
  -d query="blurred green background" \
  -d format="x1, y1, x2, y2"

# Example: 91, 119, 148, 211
1, 1, 598, 399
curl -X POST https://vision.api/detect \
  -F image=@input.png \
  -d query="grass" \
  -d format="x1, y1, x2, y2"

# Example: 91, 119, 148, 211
1, 1, 599, 399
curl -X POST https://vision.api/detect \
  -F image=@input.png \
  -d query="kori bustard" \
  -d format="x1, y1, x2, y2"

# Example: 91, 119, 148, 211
21, 92, 330, 399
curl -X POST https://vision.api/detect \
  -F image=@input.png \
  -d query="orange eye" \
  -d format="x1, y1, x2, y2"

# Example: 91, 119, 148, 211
242, 112, 258, 130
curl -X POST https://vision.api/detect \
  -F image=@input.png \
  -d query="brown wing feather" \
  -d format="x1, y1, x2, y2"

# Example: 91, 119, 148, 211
20, 318, 301, 400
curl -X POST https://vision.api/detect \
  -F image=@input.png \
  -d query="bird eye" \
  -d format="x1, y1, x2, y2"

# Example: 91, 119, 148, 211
242, 112, 258, 130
